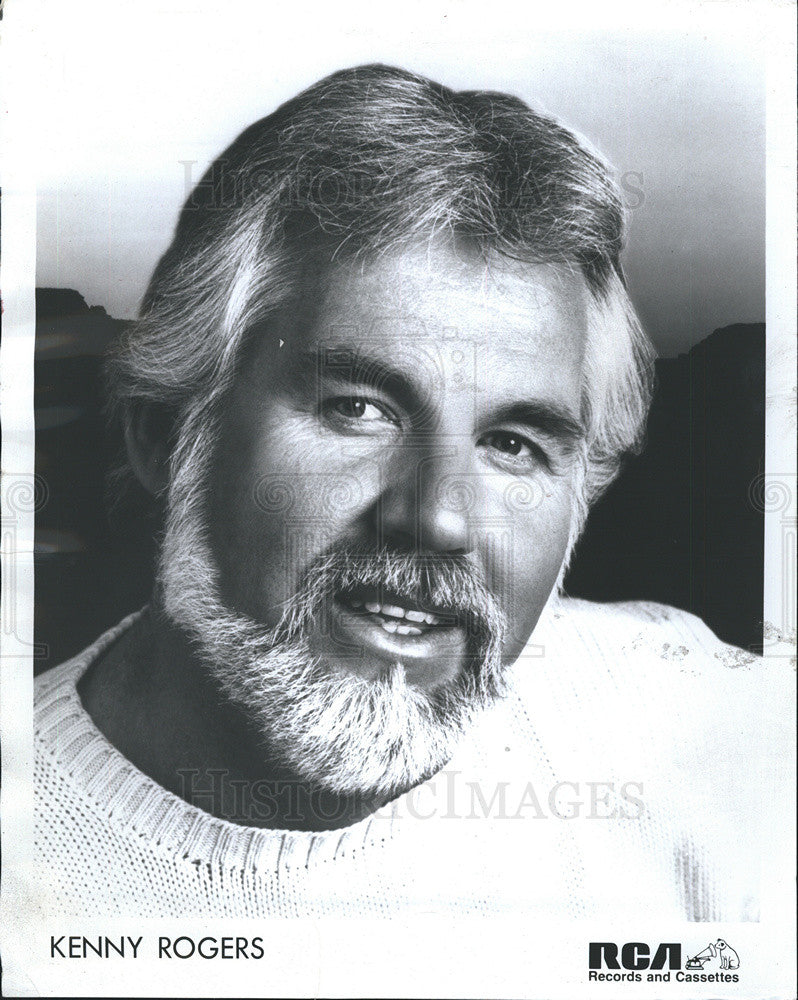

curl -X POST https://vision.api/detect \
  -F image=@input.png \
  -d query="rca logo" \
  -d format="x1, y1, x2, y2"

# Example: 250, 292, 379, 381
589, 942, 681, 971
588, 939, 742, 984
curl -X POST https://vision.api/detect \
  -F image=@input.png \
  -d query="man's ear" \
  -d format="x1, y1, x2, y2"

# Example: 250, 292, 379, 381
123, 400, 175, 497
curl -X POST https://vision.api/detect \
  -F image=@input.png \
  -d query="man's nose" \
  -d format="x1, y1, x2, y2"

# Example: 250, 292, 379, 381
375, 441, 476, 554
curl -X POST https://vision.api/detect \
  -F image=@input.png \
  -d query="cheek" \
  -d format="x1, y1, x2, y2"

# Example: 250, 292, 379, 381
207, 413, 386, 620
206, 442, 283, 619
205, 405, 305, 617
211, 472, 330, 621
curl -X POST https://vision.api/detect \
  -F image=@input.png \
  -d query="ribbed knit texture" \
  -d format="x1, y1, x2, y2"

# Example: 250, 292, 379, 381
34, 598, 790, 920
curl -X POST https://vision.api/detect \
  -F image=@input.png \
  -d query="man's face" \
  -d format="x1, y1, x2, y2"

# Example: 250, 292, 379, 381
207, 242, 588, 690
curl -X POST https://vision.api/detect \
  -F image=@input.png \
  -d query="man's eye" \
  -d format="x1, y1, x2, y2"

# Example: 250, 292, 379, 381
329, 396, 391, 423
481, 430, 548, 467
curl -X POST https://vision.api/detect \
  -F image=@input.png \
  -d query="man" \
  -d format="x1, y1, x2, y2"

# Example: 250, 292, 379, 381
34, 64, 788, 920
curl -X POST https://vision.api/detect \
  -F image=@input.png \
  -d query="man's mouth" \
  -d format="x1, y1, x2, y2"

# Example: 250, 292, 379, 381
336, 586, 455, 635
320, 585, 469, 687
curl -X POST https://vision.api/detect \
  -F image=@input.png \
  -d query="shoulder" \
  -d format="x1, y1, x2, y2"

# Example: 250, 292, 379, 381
509, 598, 794, 915
35, 611, 145, 700
514, 596, 792, 770
536, 595, 765, 677
35, 611, 145, 759
547, 595, 741, 646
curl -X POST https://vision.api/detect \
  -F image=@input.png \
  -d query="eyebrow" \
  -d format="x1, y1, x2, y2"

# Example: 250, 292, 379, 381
488, 401, 585, 447
296, 346, 584, 445
296, 347, 429, 415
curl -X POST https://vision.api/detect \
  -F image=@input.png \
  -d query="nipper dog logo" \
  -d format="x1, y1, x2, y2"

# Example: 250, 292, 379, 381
685, 939, 740, 971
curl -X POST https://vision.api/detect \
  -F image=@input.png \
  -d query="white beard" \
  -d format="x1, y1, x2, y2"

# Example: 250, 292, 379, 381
158, 419, 509, 800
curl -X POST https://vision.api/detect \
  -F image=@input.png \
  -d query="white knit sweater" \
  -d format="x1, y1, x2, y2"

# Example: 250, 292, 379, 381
33, 598, 791, 921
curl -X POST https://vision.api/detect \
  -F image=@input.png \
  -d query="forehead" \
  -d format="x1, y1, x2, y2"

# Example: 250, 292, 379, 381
304, 243, 590, 379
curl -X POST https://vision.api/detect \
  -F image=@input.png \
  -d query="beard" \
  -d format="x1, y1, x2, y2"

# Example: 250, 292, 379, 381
158, 414, 509, 801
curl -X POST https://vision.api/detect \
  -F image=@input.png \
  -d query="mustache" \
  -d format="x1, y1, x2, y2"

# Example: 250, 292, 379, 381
276, 541, 507, 653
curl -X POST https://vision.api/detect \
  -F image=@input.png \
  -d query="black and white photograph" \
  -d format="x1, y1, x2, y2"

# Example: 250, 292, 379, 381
1, 1, 795, 996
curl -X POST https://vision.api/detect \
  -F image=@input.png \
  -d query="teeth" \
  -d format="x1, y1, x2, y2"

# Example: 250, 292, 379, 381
395, 623, 423, 636
376, 620, 423, 636
345, 595, 447, 626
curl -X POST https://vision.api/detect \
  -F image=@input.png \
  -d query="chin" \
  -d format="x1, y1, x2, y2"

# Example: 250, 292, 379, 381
216, 637, 497, 799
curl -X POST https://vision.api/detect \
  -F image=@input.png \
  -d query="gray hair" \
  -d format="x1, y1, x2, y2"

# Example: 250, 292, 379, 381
108, 63, 655, 529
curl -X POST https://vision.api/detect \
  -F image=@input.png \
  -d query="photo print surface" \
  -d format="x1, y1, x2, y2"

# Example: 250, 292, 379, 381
1, 3, 795, 998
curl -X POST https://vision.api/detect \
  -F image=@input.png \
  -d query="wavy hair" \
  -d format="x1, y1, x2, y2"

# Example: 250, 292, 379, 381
108, 63, 655, 533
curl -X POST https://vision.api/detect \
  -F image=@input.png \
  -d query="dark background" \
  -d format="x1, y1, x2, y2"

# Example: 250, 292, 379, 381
33, 288, 765, 672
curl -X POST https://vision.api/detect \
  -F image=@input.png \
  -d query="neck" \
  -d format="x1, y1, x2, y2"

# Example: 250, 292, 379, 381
77, 601, 392, 831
